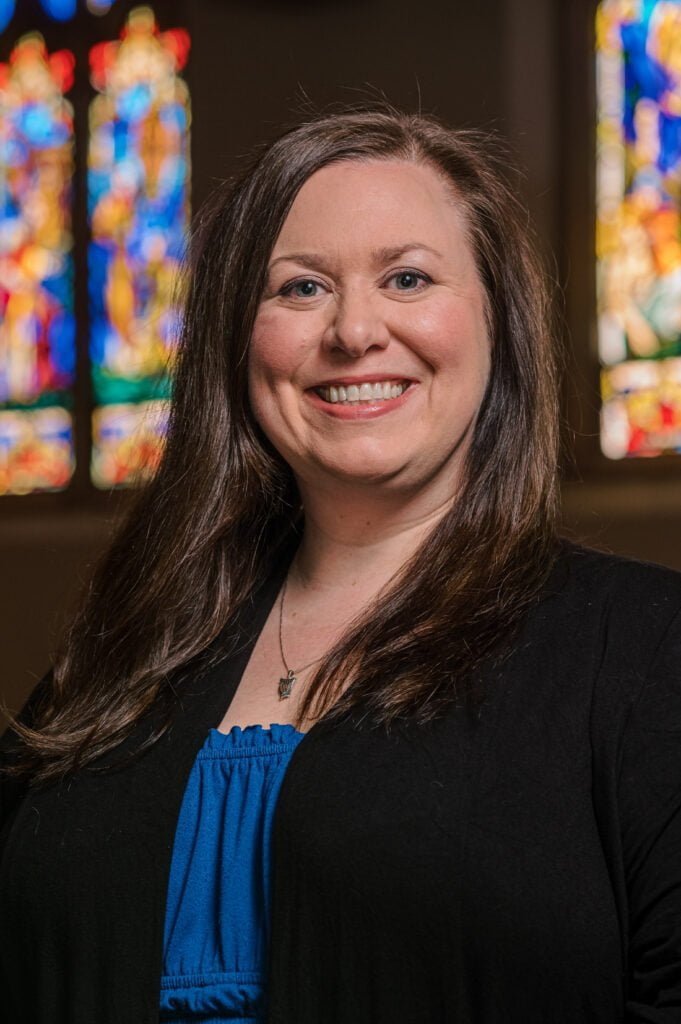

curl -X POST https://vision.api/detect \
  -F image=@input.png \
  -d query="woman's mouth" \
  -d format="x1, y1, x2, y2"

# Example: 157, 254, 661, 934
313, 379, 411, 406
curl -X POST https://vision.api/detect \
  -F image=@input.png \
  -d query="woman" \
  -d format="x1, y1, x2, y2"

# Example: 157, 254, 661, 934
1, 106, 680, 1023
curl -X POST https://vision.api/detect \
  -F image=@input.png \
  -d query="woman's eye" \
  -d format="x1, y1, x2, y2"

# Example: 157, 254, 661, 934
388, 270, 430, 291
280, 278, 322, 299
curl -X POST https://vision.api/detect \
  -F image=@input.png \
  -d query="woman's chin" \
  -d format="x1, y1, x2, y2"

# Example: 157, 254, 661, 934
305, 457, 422, 491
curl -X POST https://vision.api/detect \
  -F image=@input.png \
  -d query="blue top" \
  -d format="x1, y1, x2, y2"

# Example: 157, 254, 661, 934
160, 724, 306, 1023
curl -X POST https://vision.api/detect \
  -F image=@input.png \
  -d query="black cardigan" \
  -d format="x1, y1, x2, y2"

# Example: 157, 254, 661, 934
1, 541, 680, 1023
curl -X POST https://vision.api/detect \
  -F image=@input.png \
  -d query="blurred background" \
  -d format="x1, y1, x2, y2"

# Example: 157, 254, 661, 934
1, 0, 680, 719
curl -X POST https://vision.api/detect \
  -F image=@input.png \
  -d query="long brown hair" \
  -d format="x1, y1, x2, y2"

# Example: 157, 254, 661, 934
4, 104, 560, 782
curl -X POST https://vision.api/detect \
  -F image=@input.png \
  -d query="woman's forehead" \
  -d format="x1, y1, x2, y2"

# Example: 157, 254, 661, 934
271, 159, 470, 262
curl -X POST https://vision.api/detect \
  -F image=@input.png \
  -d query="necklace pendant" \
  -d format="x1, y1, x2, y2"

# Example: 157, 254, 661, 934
278, 669, 297, 700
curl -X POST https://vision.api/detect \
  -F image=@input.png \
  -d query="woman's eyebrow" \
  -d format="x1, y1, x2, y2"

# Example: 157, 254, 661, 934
268, 243, 443, 273
371, 243, 444, 265
268, 252, 330, 273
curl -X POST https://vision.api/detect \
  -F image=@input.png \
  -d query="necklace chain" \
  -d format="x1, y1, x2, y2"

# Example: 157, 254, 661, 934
277, 570, 326, 699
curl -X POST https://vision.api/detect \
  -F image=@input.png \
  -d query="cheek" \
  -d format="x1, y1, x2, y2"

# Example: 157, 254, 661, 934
248, 312, 292, 427
248, 311, 314, 437
249, 309, 316, 384
409, 300, 490, 386
249, 311, 287, 386
247, 315, 278, 432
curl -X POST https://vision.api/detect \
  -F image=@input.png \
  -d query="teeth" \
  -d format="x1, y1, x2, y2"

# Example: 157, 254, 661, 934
315, 380, 410, 405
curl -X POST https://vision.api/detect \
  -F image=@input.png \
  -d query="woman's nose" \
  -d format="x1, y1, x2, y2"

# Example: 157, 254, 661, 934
322, 288, 391, 357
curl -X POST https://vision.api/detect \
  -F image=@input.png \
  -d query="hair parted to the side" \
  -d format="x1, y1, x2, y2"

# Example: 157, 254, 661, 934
4, 103, 561, 782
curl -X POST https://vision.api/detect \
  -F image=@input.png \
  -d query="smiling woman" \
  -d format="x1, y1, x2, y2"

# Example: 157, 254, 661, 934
2, 105, 681, 1023
249, 160, 490, 498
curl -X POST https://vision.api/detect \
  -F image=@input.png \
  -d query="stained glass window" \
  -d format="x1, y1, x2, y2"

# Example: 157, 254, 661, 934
40, 0, 78, 20
86, 0, 117, 14
597, 0, 681, 457
0, 1, 16, 33
88, 6, 191, 487
0, 34, 76, 495
0, 0, 119, 30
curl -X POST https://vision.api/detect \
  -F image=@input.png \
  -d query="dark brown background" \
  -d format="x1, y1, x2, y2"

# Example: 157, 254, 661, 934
1, 0, 679, 719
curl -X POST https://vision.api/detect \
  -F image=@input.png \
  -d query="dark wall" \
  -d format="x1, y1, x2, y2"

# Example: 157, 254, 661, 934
1, 0, 679, 722
186, 0, 506, 210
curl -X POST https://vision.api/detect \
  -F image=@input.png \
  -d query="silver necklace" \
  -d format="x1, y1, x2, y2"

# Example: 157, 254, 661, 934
277, 571, 326, 699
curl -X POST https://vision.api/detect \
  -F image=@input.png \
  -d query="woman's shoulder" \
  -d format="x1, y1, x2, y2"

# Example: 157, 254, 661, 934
550, 537, 681, 615
527, 538, 681, 672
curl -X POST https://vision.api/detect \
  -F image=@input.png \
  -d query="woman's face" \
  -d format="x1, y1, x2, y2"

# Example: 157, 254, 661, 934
248, 158, 491, 500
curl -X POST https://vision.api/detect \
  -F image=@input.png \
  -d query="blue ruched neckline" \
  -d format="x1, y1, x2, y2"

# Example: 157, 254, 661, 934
204, 722, 306, 754
160, 723, 306, 1022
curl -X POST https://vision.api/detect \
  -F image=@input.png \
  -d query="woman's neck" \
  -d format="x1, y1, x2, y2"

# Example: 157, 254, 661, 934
292, 481, 454, 596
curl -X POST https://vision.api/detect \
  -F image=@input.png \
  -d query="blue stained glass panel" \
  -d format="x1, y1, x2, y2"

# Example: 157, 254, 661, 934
41, 0, 77, 21
0, 0, 16, 33
0, 1, 119, 31
87, 6, 191, 487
